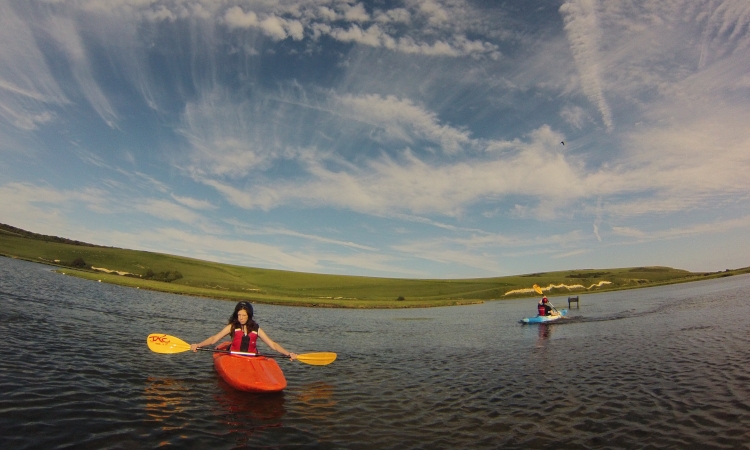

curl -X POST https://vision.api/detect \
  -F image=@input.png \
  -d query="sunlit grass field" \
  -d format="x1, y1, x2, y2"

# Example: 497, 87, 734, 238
2, 227, 747, 308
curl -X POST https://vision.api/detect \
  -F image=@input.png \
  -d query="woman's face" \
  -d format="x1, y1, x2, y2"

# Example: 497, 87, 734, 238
237, 309, 249, 324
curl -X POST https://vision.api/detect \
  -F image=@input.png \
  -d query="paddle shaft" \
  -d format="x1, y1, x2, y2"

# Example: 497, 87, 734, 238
196, 347, 284, 358
199, 347, 336, 365
197, 346, 336, 365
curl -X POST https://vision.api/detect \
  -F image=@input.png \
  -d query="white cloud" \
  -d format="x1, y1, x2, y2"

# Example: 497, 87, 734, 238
389, 228, 588, 275
93, 225, 404, 276
0, 105, 54, 131
551, 249, 589, 259
178, 89, 275, 178
317, 6, 337, 22
0, 2, 68, 130
375, 8, 411, 24
197, 178, 274, 210
560, 105, 590, 129
560, 0, 613, 131
285, 19, 305, 40
416, 0, 450, 27
171, 194, 217, 211
223, 7, 305, 40
0, 182, 111, 234
330, 24, 384, 47
143, 5, 175, 22
44, 15, 119, 128
229, 221, 378, 251
113, 227, 323, 272
343, 3, 370, 23
135, 199, 203, 225
603, 106, 750, 217
612, 215, 750, 242
392, 241, 505, 274
393, 36, 458, 56
593, 197, 603, 242
224, 6, 258, 29
335, 93, 471, 153
259, 16, 290, 41
451, 229, 586, 249
316, 252, 425, 277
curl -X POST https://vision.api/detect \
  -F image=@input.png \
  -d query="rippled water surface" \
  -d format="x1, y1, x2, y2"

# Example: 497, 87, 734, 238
1, 257, 750, 449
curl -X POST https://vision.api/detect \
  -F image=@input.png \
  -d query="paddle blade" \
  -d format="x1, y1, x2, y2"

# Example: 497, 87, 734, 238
297, 352, 337, 366
147, 334, 191, 354
533, 284, 544, 295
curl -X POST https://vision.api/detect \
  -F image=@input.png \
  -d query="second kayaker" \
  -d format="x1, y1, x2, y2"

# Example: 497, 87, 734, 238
537, 296, 555, 316
190, 301, 297, 360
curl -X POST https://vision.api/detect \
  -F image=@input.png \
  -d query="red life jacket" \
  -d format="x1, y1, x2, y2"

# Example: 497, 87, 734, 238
230, 325, 258, 353
537, 304, 546, 316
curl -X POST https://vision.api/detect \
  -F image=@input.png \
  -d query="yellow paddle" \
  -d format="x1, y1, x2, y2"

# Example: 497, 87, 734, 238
147, 333, 337, 366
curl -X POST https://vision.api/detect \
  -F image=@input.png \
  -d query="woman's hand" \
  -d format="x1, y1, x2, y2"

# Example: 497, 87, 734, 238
190, 344, 199, 352
288, 352, 298, 361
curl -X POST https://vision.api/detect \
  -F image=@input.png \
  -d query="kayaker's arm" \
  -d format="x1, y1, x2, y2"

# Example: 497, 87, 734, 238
258, 328, 298, 360
191, 324, 232, 352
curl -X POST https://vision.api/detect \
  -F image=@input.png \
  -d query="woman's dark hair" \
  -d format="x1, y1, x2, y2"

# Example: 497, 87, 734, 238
228, 301, 258, 331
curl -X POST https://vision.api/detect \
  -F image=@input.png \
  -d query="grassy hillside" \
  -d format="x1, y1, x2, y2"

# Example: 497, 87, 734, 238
2, 223, 748, 308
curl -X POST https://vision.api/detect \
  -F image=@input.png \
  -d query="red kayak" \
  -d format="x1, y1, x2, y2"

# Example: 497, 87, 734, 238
212, 342, 287, 393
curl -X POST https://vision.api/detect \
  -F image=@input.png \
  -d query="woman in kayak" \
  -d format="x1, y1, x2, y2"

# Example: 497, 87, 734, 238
190, 301, 297, 360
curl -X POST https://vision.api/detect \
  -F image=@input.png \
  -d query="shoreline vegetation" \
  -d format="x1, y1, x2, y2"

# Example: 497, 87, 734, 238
2, 223, 749, 309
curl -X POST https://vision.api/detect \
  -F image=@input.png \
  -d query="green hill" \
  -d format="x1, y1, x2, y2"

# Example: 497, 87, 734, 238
1, 223, 747, 308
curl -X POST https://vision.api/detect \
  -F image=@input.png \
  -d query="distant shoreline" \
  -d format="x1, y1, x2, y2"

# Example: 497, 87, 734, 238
5, 253, 748, 309
2, 223, 749, 309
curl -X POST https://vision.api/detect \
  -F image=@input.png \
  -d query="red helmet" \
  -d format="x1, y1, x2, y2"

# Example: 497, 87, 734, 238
542, 297, 548, 303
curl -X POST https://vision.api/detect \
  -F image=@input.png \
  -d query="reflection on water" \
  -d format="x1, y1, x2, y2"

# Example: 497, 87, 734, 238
212, 378, 286, 447
144, 377, 188, 425
295, 382, 337, 420
537, 323, 552, 340
213, 379, 287, 422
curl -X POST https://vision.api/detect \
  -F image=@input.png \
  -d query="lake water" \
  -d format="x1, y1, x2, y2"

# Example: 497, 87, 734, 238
1, 256, 749, 449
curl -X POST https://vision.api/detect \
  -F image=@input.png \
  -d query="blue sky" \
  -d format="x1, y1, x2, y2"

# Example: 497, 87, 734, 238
1, 0, 749, 278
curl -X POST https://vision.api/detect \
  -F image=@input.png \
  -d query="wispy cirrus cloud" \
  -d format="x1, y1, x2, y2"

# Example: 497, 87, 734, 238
171, 194, 216, 211
228, 220, 378, 252
102, 226, 324, 272
43, 15, 119, 128
560, 0, 613, 131
334, 94, 472, 153
0, 2, 67, 131
612, 215, 750, 243
134, 199, 204, 225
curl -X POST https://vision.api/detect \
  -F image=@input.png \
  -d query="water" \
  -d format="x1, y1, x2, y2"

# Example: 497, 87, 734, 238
1, 256, 749, 449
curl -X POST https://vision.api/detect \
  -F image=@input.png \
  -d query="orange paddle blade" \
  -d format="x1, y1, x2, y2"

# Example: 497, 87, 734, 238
297, 352, 337, 366
533, 284, 544, 295
147, 333, 191, 354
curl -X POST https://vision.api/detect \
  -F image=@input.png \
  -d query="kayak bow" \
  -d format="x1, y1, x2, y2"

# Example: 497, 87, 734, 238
213, 342, 287, 393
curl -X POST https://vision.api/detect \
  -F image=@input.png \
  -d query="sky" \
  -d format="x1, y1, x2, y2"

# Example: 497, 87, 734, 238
1, 0, 749, 279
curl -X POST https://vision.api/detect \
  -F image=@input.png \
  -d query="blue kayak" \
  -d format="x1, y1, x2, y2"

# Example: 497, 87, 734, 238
520, 309, 567, 324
